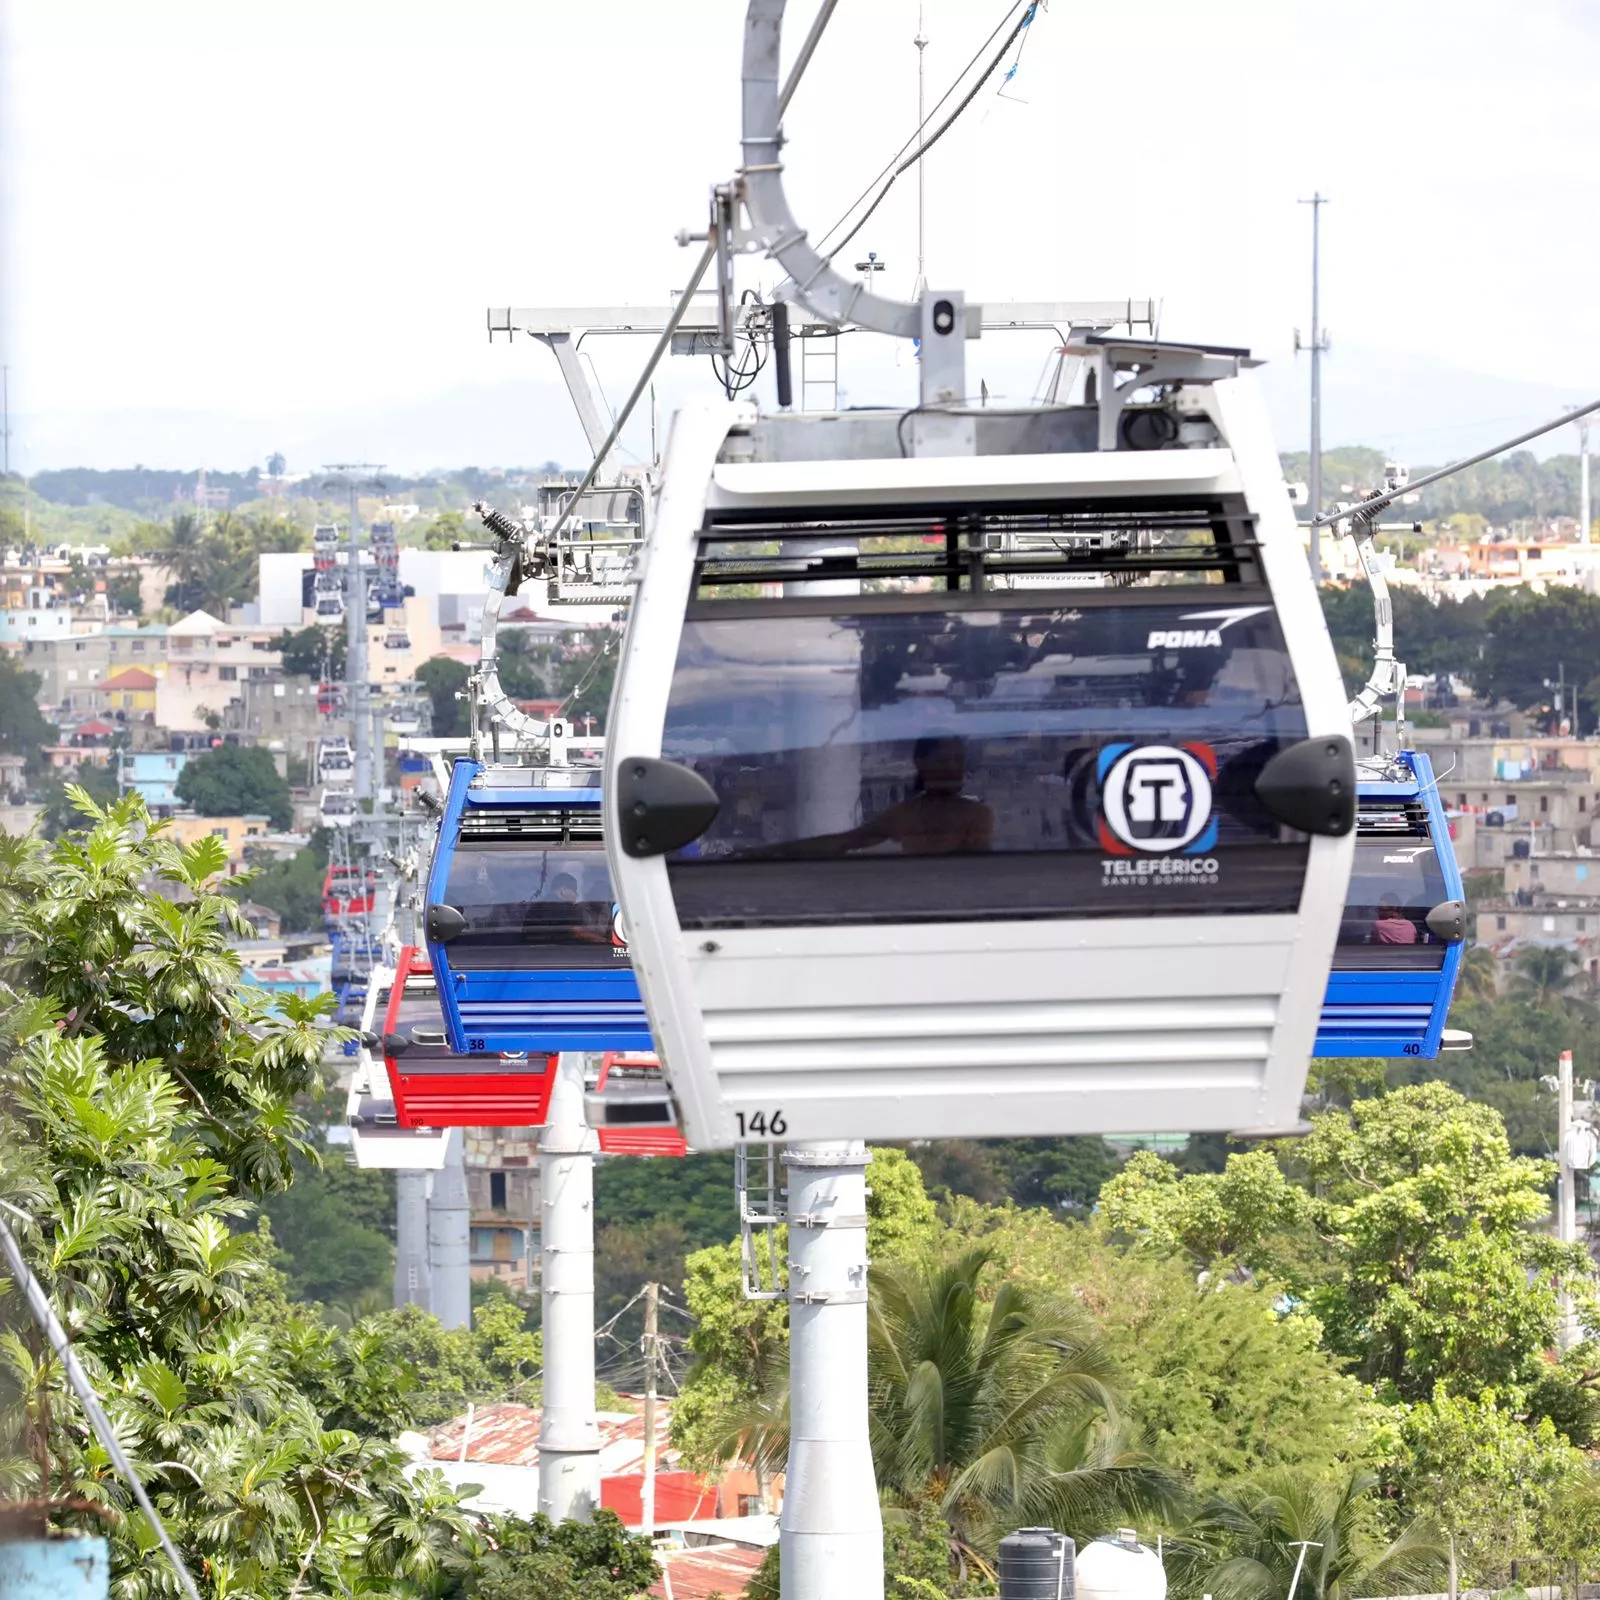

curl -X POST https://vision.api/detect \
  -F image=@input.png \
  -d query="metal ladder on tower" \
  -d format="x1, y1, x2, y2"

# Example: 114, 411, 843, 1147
798, 326, 839, 411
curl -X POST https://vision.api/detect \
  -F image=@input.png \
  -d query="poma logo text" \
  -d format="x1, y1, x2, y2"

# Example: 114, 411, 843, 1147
1147, 628, 1222, 649
1097, 742, 1220, 856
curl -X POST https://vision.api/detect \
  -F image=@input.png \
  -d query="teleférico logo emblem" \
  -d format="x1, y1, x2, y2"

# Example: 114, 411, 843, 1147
1097, 742, 1219, 856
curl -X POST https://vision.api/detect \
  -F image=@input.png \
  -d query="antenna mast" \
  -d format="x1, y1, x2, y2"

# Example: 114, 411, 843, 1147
913, 8, 927, 297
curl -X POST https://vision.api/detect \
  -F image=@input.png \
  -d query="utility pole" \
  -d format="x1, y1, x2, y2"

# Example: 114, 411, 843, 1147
2, 365, 10, 478
641, 1280, 659, 1539
913, 9, 927, 298
1296, 194, 1330, 583
538, 1052, 601, 1522
1559, 1048, 1577, 1349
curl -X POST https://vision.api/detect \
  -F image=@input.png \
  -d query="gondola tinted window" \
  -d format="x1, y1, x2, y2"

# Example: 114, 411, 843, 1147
438, 841, 625, 969
662, 600, 1311, 927
1335, 837, 1450, 971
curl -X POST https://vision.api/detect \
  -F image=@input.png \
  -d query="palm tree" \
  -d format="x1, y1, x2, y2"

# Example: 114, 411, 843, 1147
151, 509, 209, 603
1456, 943, 1499, 1003
1508, 944, 1590, 1012
721, 1248, 1180, 1568
1176, 1468, 1445, 1600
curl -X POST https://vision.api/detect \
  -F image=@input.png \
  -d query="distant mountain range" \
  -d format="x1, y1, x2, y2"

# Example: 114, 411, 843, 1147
7, 340, 1592, 479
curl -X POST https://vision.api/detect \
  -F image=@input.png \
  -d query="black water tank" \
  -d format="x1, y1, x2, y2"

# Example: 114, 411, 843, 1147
999, 1527, 1075, 1600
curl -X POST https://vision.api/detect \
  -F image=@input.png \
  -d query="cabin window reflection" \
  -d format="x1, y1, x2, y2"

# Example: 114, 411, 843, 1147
441, 841, 618, 967
659, 601, 1314, 927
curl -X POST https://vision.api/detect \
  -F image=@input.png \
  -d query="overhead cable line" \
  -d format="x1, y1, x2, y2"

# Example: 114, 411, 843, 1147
778, 0, 841, 116
1315, 393, 1600, 526
817, 0, 1035, 266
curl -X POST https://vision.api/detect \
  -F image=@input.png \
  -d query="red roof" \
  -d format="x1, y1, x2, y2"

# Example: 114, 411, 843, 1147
75, 719, 115, 736
100, 667, 158, 691
649, 1545, 766, 1600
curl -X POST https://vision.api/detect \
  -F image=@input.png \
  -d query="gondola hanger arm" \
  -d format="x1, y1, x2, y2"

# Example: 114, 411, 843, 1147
1328, 392, 1600, 727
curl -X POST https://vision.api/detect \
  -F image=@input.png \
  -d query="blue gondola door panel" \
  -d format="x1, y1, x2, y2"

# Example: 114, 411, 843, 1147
424, 761, 653, 1056
1315, 751, 1466, 1058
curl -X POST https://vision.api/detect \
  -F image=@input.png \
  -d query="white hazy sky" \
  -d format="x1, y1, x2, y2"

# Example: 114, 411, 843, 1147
3, 0, 1598, 473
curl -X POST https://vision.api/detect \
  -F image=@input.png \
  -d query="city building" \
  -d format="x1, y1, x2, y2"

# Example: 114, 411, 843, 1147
20, 632, 112, 711
121, 749, 189, 811
463, 1126, 540, 1285
164, 812, 275, 861
90, 666, 159, 722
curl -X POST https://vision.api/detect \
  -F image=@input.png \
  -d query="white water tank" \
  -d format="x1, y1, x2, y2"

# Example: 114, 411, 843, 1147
1076, 1530, 1166, 1600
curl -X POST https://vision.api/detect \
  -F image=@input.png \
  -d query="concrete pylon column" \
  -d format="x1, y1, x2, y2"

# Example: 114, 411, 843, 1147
537, 1052, 601, 1521
428, 1127, 472, 1331
394, 1168, 430, 1311
781, 1140, 882, 1600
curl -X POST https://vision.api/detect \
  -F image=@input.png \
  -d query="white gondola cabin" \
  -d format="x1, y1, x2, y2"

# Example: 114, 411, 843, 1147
605, 354, 1356, 1149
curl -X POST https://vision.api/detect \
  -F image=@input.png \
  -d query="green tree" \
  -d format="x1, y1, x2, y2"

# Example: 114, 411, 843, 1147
175, 741, 293, 830
1098, 1148, 1315, 1278
1294, 1084, 1586, 1400
417, 655, 472, 738
275, 623, 346, 679
38, 759, 119, 836
1388, 1388, 1593, 1587
0, 800, 659, 1593
143, 507, 209, 603
233, 845, 327, 933
0, 656, 55, 775
727, 1248, 1177, 1572
438, 1509, 657, 1600
943, 1199, 1377, 1496
1456, 943, 1499, 1002
419, 508, 471, 551
1177, 1468, 1445, 1600
261, 1139, 395, 1305
267, 452, 287, 477
1, 793, 320, 1185
671, 1148, 938, 1471
1507, 942, 1590, 1010
498, 630, 548, 702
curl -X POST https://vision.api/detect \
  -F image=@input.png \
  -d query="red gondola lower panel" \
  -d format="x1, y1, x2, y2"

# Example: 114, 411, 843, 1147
383, 944, 556, 1129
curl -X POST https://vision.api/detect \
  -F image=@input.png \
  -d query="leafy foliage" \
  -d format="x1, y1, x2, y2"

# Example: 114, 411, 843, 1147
0, 655, 56, 773
38, 759, 121, 838
0, 796, 656, 1595
1174, 1468, 1445, 1600
942, 1200, 1379, 1496
417, 657, 471, 738
137, 508, 303, 614
174, 742, 293, 831
1292, 1084, 1584, 1400
275, 624, 346, 680
1387, 1388, 1593, 1587
1099, 1150, 1314, 1277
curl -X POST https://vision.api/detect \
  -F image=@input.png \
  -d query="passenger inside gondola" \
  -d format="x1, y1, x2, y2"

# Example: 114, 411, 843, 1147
741, 735, 995, 859
1373, 893, 1418, 944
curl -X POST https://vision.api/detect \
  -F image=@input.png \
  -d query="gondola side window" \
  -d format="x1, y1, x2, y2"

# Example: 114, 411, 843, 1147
1335, 839, 1450, 972
661, 602, 1312, 928
440, 840, 627, 970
